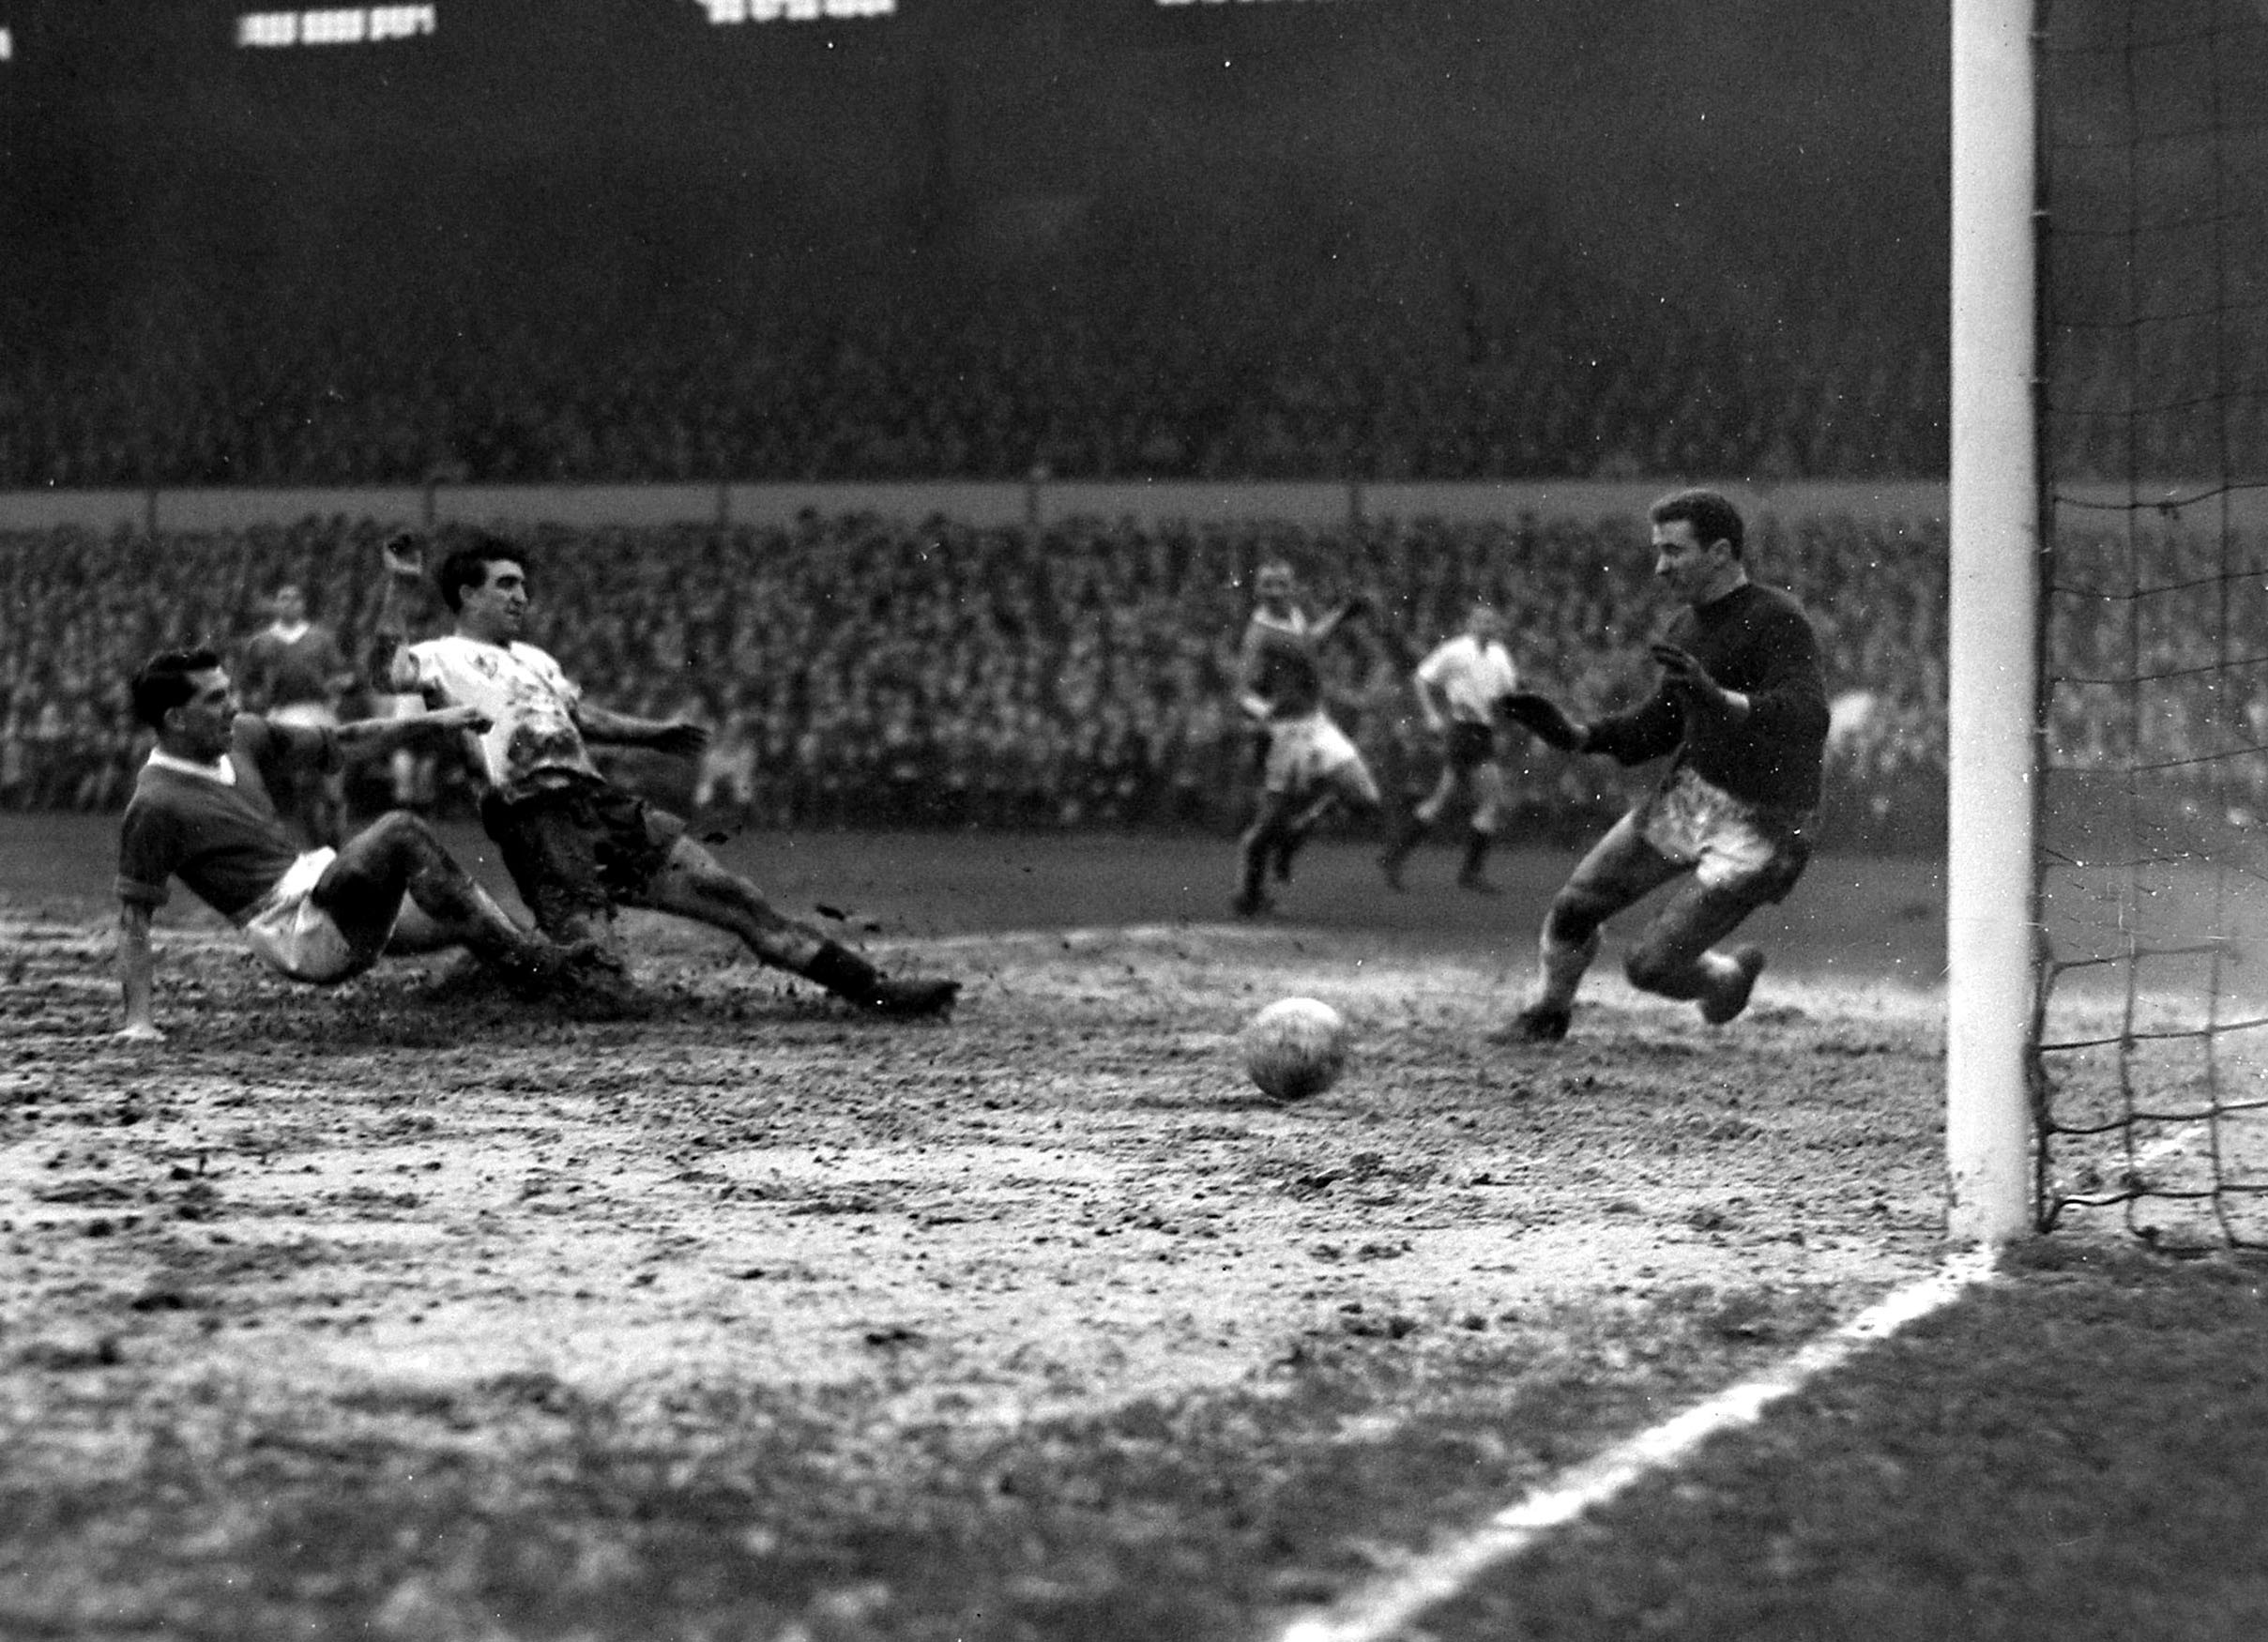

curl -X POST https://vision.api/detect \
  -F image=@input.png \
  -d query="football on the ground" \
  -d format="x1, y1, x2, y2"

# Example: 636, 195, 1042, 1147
1241, 996, 1350, 1102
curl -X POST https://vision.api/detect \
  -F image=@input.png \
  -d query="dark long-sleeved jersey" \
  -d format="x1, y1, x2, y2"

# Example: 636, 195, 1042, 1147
1240, 609, 1326, 721
1584, 582, 1829, 811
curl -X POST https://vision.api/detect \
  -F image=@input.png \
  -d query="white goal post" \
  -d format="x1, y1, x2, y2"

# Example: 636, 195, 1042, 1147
1945, 0, 2039, 1244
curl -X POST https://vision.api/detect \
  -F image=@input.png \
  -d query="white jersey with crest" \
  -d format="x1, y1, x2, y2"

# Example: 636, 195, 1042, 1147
403, 633, 601, 801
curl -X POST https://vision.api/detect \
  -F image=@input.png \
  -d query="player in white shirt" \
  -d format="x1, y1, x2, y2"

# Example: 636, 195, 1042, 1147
1378, 602, 1522, 892
369, 531, 959, 1017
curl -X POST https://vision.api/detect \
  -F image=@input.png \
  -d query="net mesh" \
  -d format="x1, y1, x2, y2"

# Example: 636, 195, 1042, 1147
2035, 0, 2268, 1245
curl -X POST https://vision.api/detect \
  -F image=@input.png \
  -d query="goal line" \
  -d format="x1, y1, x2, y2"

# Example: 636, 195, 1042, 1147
1271, 1254, 1999, 1642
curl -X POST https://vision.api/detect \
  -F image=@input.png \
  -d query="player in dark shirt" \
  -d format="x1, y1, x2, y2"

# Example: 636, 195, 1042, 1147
1230, 560, 1384, 916
114, 647, 577, 1042
1497, 490, 1830, 1042
236, 582, 358, 848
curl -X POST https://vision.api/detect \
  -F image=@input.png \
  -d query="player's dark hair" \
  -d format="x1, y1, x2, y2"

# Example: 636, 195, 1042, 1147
129, 647, 223, 729
1649, 488, 1745, 557
435, 530, 527, 613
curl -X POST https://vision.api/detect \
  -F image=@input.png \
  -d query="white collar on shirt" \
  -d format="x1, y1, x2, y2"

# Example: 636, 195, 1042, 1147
146, 747, 236, 785
268, 620, 311, 644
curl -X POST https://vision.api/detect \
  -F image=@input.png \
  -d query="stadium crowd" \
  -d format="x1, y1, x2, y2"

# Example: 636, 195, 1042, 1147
0, 222, 1949, 492
10, 211, 2246, 494
0, 508, 1956, 848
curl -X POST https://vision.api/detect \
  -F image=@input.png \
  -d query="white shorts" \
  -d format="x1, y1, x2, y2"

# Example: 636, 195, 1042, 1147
240, 848, 390, 985
1263, 711, 1363, 793
1637, 766, 1808, 894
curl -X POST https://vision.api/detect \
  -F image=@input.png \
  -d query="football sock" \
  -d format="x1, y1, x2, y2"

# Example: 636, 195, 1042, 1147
1460, 826, 1493, 879
1536, 930, 1597, 1009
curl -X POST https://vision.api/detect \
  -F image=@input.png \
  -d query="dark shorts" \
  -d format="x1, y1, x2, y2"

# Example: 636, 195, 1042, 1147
1445, 721, 1498, 774
481, 775, 686, 935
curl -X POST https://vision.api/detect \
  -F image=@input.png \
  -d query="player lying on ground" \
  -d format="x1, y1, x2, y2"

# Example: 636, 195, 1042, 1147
1231, 558, 1385, 917
1496, 488, 1830, 1043
1378, 601, 1523, 894
368, 530, 960, 1017
115, 648, 584, 1043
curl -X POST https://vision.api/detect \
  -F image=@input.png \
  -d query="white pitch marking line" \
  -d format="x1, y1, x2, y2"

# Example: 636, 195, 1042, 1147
1272, 1251, 2000, 1642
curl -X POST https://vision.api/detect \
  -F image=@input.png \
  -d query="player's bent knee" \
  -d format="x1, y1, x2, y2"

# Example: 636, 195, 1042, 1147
356, 809, 444, 858
1542, 890, 1612, 950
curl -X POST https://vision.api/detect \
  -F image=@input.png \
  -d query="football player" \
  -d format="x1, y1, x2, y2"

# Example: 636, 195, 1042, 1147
115, 648, 577, 1041
368, 530, 959, 1016
1378, 601, 1523, 893
1230, 558, 1384, 916
1497, 490, 1829, 1041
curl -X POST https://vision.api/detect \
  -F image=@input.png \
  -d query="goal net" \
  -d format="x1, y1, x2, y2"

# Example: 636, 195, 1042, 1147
2032, 0, 2268, 1246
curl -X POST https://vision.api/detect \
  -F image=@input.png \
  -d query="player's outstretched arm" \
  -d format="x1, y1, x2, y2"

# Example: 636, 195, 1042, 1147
572, 703, 710, 759
1500, 691, 1591, 753
115, 901, 164, 1043
335, 703, 493, 758
1413, 673, 1450, 737
1308, 592, 1368, 644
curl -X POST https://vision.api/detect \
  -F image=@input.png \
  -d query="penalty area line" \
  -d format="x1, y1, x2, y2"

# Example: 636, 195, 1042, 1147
1272, 1251, 1999, 1642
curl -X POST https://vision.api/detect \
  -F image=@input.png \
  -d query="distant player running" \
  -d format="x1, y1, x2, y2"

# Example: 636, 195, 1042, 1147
1497, 490, 1829, 1041
369, 530, 960, 1017
1378, 601, 1523, 893
1231, 559, 1383, 917
115, 648, 576, 1042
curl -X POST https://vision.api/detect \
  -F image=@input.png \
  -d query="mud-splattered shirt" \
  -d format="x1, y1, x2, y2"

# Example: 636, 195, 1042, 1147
403, 634, 599, 802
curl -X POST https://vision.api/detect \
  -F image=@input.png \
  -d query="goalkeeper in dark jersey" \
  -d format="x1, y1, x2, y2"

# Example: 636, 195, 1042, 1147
1230, 559, 1385, 916
1496, 490, 1829, 1042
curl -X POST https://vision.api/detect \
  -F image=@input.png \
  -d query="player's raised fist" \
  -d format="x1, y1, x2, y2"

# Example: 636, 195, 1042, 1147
1501, 691, 1588, 752
381, 532, 426, 578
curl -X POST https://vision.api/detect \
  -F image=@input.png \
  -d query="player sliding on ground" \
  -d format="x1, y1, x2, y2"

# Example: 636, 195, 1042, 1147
115, 648, 583, 1042
368, 530, 960, 1017
1496, 489, 1829, 1043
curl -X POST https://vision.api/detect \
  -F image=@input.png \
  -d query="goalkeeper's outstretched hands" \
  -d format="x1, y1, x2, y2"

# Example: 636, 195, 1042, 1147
1500, 691, 1589, 752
